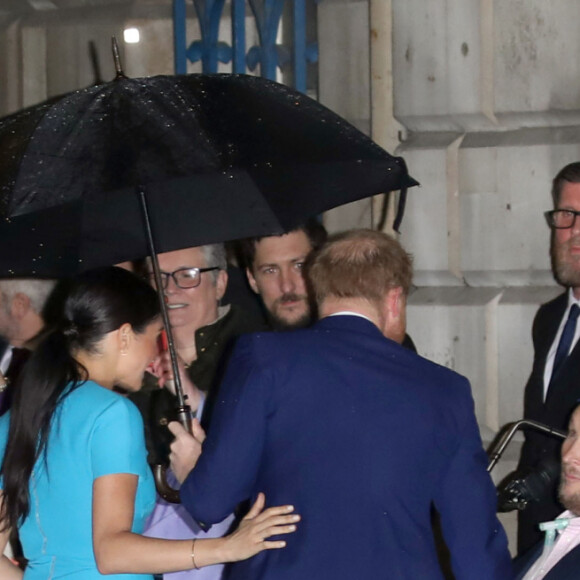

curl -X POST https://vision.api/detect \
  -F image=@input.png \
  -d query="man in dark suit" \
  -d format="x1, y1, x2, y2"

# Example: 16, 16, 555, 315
170, 229, 511, 580
0, 278, 55, 413
517, 162, 580, 554
514, 403, 580, 579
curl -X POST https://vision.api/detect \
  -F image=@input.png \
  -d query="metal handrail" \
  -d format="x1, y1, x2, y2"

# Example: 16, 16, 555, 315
487, 419, 566, 473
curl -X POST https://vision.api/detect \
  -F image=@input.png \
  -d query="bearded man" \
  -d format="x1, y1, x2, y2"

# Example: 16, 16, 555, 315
513, 403, 580, 579
517, 161, 580, 554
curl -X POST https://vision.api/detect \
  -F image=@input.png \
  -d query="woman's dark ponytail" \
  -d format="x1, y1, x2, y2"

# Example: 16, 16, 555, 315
0, 267, 159, 532
0, 328, 85, 531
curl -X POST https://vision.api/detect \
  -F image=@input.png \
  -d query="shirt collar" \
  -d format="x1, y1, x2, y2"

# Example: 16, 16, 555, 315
326, 311, 374, 324
558, 510, 580, 530
567, 288, 580, 309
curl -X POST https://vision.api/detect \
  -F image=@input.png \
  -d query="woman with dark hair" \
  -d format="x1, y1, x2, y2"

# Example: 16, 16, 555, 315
0, 267, 298, 580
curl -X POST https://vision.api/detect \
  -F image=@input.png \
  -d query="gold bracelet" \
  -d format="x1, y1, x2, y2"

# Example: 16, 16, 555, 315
191, 538, 198, 569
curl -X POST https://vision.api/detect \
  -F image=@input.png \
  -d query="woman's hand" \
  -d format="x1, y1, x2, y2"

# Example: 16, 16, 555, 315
221, 493, 300, 562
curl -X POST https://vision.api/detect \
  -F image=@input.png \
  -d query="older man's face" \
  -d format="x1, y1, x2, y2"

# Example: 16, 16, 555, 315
552, 182, 580, 298
0, 290, 14, 342
247, 230, 313, 330
560, 407, 580, 514
152, 247, 226, 333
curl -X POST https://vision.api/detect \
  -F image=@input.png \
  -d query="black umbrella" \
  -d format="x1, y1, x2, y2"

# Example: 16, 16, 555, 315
0, 72, 417, 500
0, 73, 417, 277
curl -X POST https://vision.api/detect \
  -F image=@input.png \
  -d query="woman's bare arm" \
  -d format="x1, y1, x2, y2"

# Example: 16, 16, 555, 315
92, 474, 299, 575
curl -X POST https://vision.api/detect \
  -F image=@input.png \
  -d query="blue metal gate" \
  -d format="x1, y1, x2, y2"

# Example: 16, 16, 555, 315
173, 0, 318, 93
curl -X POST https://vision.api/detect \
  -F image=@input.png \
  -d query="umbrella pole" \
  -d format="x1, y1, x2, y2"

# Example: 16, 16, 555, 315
138, 187, 191, 503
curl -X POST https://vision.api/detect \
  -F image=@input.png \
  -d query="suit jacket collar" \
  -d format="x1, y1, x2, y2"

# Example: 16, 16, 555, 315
513, 541, 542, 580
514, 541, 580, 580
545, 292, 580, 403
315, 313, 384, 338
541, 293, 568, 355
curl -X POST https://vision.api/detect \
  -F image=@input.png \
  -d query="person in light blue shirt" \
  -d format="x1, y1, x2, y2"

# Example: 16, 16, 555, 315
0, 267, 299, 580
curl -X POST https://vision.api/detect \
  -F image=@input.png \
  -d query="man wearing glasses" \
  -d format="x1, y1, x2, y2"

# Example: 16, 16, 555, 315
132, 243, 263, 465
131, 243, 263, 580
517, 162, 580, 554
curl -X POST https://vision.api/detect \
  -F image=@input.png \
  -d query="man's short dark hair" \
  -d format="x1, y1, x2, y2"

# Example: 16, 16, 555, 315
552, 162, 580, 206
237, 218, 328, 271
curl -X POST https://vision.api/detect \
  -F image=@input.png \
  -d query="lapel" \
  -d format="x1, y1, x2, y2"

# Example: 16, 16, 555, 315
537, 295, 568, 372
544, 543, 580, 579
514, 541, 580, 580
542, 295, 577, 408
513, 542, 543, 580
525, 294, 567, 415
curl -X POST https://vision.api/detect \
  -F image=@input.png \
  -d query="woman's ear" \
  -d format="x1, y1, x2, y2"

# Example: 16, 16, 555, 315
118, 322, 133, 356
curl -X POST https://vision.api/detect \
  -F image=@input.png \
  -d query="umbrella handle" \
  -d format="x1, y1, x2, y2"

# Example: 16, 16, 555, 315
153, 465, 180, 503
153, 405, 192, 503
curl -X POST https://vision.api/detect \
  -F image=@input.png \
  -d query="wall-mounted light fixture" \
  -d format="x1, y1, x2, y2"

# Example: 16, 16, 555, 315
124, 28, 140, 44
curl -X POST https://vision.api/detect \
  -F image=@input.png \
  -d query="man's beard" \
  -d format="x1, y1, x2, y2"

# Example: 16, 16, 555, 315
560, 468, 580, 515
552, 235, 580, 288
267, 293, 312, 331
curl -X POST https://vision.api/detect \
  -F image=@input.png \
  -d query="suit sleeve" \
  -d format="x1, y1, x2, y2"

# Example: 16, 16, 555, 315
180, 335, 272, 526
433, 377, 512, 580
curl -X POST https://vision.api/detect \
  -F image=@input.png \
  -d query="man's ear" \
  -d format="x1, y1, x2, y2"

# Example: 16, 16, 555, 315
246, 268, 259, 295
387, 287, 404, 320
11, 293, 31, 319
381, 287, 406, 343
215, 269, 228, 301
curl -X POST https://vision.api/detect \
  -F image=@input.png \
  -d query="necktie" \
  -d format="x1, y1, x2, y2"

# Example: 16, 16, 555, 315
551, 304, 580, 383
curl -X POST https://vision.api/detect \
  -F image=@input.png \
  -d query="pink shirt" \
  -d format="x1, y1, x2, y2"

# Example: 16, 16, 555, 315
523, 511, 580, 579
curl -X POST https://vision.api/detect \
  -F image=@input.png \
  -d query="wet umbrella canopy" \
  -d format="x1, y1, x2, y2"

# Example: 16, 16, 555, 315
0, 72, 418, 501
0, 73, 417, 277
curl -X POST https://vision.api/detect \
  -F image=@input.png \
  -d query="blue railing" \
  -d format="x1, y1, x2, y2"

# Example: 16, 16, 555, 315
173, 0, 318, 93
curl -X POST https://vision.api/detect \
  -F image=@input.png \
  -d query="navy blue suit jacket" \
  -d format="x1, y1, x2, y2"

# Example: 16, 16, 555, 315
181, 315, 511, 579
513, 541, 580, 579
518, 292, 580, 553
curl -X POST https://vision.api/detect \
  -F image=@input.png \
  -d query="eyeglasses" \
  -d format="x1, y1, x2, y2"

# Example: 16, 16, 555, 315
147, 267, 220, 289
545, 209, 580, 229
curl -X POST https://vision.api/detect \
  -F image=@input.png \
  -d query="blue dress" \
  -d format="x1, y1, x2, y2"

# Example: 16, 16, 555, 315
0, 380, 156, 579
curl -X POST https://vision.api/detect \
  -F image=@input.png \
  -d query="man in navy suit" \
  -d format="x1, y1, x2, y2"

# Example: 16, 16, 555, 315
239, 219, 417, 352
170, 229, 511, 579
513, 403, 580, 579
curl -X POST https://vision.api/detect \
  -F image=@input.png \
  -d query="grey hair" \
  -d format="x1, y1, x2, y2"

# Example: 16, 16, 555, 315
0, 279, 57, 314
200, 244, 227, 284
